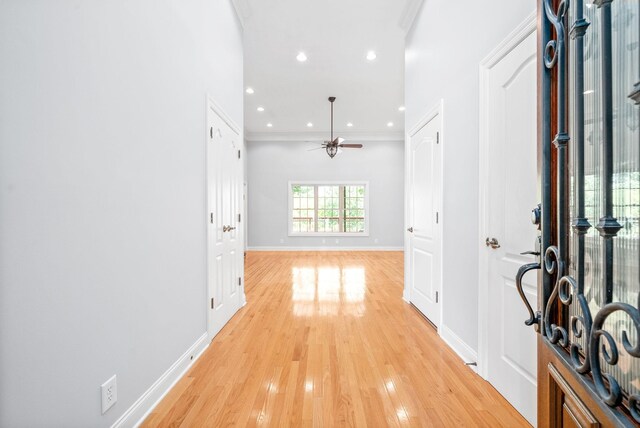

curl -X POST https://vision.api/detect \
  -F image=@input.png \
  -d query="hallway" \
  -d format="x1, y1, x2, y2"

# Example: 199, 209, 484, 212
143, 252, 528, 427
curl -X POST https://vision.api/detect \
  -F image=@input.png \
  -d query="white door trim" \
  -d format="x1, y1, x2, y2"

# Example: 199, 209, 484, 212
477, 11, 536, 380
207, 95, 241, 135
403, 99, 444, 329
205, 94, 245, 341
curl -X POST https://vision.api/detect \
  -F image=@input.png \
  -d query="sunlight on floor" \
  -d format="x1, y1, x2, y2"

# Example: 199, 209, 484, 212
292, 266, 366, 317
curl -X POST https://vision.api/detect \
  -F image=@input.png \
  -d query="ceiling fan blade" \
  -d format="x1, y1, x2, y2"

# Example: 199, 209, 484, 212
339, 144, 363, 148
307, 147, 325, 151
332, 137, 345, 145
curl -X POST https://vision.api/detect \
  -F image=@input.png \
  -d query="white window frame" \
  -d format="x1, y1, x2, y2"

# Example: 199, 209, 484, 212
288, 181, 370, 237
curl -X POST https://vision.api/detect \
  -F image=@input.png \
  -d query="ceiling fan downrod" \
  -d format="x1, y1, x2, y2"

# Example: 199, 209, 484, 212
327, 96, 338, 159
329, 96, 335, 143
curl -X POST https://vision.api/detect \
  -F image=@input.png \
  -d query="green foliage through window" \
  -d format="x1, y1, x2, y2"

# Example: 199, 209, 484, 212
291, 184, 366, 233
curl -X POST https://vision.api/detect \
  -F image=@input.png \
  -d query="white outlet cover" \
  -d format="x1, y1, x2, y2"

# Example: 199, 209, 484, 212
101, 375, 117, 414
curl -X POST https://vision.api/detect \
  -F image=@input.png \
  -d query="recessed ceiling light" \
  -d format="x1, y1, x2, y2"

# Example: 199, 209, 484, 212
257, 106, 265, 112
366, 51, 377, 61
387, 122, 394, 127
296, 52, 308, 62
245, 87, 254, 94
347, 122, 353, 127
307, 122, 313, 127
398, 106, 405, 112
266, 123, 273, 127
583, 89, 594, 95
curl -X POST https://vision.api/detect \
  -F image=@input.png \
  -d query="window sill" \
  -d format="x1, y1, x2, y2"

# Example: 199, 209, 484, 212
288, 232, 370, 237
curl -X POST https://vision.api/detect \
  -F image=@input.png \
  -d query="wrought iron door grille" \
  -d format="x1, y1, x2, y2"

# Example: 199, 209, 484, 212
533, 0, 640, 423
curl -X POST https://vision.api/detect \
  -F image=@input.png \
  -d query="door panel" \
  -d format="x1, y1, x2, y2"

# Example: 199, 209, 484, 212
485, 29, 538, 425
408, 114, 441, 326
207, 102, 242, 339
534, 0, 640, 426
502, 279, 537, 384
412, 249, 433, 300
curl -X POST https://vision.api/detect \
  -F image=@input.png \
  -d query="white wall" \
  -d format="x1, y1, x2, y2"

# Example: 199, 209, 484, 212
405, 0, 535, 352
0, 1, 243, 426
246, 141, 404, 249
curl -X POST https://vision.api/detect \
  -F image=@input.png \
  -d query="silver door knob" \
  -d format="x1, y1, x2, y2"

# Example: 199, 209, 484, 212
485, 237, 500, 249
223, 225, 236, 232
407, 227, 414, 233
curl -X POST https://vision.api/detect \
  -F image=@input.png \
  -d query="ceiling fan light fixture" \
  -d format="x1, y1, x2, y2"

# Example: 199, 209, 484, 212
326, 145, 338, 159
366, 50, 377, 61
296, 52, 308, 62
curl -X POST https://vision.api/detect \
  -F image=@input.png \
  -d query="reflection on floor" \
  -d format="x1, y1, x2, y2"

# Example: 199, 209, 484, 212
143, 251, 529, 427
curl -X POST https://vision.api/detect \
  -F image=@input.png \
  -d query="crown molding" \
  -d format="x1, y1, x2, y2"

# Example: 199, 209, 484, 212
231, 0, 252, 28
398, 0, 425, 34
244, 130, 405, 143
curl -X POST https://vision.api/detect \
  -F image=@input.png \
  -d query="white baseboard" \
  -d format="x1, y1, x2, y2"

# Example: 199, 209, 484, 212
247, 246, 404, 251
111, 333, 210, 428
402, 288, 411, 303
439, 324, 479, 374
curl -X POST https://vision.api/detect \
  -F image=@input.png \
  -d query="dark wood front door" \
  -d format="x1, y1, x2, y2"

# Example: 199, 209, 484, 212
529, 0, 640, 426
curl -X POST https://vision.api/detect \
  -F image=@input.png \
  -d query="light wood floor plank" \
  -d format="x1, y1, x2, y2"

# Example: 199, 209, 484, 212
143, 251, 529, 427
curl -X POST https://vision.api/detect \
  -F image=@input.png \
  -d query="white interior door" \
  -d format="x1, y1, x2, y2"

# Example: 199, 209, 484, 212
408, 113, 442, 327
207, 102, 242, 339
482, 28, 538, 425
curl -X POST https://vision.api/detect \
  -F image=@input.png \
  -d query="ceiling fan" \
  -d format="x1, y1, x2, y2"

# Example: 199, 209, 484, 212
313, 97, 363, 159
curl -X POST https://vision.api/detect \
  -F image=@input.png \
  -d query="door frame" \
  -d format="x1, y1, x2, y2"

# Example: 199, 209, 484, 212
476, 11, 537, 380
403, 99, 444, 329
205, 94, 245, 341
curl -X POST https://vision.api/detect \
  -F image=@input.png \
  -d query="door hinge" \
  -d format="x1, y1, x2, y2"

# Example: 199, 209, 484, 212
436, 132, 439, 144
436, 212, 439, 224
238, 213, 241, 222
210, 127, 213, 139
436, 291, 439, 303
238, 277, 242, 286
210, 297, 214, 309
238, 150, 241, 159
210, 213, 214, 224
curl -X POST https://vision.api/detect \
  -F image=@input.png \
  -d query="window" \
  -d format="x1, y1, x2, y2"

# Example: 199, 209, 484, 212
289, 182, 369, 235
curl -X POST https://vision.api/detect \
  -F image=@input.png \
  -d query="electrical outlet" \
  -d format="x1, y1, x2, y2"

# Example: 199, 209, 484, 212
322, 239, 326, 244
279, 238, 284, 244
101, 375, 117, 414
374, 238, 379, 244
335, 239, 339, 244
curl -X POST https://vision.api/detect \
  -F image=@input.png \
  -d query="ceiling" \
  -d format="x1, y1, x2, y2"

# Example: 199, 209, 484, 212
235, 0, 423, 142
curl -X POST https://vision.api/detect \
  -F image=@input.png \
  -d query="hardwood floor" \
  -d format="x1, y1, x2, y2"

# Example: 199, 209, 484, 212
143, 251, 529, 427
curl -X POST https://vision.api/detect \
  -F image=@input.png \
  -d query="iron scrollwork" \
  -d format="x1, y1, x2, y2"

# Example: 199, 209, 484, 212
589, 301, 640, 419
520, 0, 640, 423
